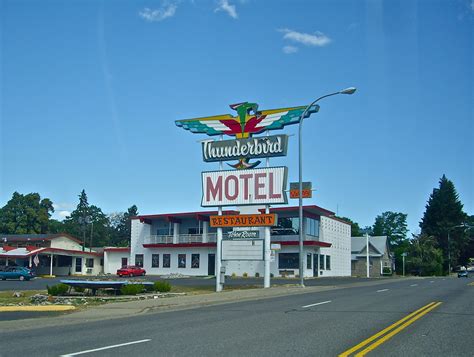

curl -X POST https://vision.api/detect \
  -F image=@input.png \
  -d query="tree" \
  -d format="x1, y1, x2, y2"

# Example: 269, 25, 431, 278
62, 190, 111, 248
420, 175, 468, 272
406, 234, 443, 276
0, 192, 54, 234
459, 215, 474, 266
337, 216, 362, 237
372, 211, 409, 249
108, 205, 139, 246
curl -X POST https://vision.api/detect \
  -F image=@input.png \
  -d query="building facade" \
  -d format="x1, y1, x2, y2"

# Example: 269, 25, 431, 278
0, 234, 103, 276
130, 205, 351, 278
351, 236, 393, 277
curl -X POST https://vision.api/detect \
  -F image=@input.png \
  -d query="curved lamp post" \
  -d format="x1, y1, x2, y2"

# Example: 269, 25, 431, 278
298, 87, 357, 287
447, 224, 473, 275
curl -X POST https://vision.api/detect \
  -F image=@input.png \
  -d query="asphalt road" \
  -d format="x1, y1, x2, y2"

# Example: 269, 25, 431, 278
1, 277, 472, 356
0, 275, 375, 291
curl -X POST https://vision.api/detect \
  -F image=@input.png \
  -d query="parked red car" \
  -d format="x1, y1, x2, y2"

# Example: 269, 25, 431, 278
117, 265, 146, 277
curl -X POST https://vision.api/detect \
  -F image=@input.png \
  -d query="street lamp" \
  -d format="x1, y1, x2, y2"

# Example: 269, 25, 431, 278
447, 223, 473, 275
298, 87, 357, 287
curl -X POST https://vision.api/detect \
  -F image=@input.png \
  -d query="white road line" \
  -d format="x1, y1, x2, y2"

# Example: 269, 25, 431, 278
60, 339, 151, 356
376, 289, 389, 292
302, 300, 332, 308
410, 284, 418, 287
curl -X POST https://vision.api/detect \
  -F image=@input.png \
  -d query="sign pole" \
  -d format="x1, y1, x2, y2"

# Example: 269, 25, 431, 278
264, 131, 271, 288
216, 135, 223, 292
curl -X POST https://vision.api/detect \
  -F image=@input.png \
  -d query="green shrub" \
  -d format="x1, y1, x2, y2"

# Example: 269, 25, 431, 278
144, 284, 154, 292
74, 286, 85, 293
153, 281, 171, 293
382, 267, 392, 275
242, 272, 248, 278
47, 283, 69, 296
120, 284, 145, 295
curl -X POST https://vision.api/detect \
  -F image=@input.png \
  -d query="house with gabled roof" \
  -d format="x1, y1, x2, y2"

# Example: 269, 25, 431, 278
351, 236, 393, 276
0, 233, 103, 276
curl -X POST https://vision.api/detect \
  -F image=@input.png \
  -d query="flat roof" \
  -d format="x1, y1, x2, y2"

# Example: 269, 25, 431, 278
133, 205, 343, 222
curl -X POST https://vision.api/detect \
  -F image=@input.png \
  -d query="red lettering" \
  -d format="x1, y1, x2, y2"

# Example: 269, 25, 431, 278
206, 176, 222, 202
225, 175, 239, 201
254, 173, 266, 199
269, 172, 282, 199
239, 174, 252, 200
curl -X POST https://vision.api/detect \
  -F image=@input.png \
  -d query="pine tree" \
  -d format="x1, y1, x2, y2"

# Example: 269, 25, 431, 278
420, 175, 468, 272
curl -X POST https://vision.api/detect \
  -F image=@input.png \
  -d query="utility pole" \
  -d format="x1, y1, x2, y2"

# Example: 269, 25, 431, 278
366, 233, 370, 278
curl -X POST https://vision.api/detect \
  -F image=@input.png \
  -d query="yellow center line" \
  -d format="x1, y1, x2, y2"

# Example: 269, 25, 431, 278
355, 302, 442, 356
338, 302, 437, 357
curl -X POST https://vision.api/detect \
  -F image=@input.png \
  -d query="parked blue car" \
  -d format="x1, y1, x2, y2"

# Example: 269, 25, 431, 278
0, 266, 34, 281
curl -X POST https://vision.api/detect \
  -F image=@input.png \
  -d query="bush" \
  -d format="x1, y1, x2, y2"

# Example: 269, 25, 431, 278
153, 281, 171, 293
382, 267, 392, 275
47, 283, 69, 296
120, 284, 145, 295
242, 272, 248, 278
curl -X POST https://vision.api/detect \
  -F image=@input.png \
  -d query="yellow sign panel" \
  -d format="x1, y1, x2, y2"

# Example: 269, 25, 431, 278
210, 214, 277, 228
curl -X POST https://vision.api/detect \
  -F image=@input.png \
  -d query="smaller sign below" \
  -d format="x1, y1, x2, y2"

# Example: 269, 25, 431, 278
227, 230, 260, 239
222, 239, 264, 261
210, 214, 277, 228
290, 181, 312, 199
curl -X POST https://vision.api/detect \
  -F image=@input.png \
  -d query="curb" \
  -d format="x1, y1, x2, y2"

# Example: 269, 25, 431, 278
0, 305, 76, 312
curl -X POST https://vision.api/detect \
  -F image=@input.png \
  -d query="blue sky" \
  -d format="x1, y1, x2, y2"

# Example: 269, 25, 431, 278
1, 0, 473, 235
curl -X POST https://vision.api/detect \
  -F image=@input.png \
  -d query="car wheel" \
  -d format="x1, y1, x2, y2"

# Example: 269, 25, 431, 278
19, 276, 25, 281
118, 274, 122, 277
129, 273, 134, 277
142, 272, 145, 276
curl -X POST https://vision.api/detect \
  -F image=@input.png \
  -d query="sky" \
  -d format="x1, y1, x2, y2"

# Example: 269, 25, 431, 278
1, 0, 473, 236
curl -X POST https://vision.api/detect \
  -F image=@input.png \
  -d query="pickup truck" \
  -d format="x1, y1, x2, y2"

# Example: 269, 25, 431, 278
0, 266, 35, 281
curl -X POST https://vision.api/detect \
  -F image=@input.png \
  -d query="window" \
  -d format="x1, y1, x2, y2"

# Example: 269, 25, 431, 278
157, 225, 173, 236
178, 254, 186, 268
191, 254, 200, 268
278, 253, 299, 269
307, 253, 312, 269
163, 254, 171, 268
75, 258, 82, 273
100, 258, 104, 266
121, 257, 128, 267
275, 217, 300, 235
305, 218, 320, 237
326, 255, 331, 270
135, 254, 144, 268
86, 258, 94, 268
152, 254, 159, 268
320, 254, 325, 270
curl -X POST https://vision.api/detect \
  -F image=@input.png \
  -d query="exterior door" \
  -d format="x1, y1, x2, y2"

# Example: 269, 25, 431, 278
121, 257, 128, 267
313, 254, 319, 277
208, 254, 215, 276
75, 257, 82, 273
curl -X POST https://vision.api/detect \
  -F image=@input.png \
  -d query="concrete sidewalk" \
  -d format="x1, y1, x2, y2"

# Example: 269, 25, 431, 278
1, 277, 417, 331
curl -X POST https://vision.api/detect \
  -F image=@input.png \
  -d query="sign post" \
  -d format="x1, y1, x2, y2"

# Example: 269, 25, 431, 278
175, 101, 308, 291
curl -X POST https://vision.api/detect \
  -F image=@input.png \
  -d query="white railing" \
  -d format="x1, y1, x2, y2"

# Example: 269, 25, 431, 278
146, 235, 174, 244
146, 232, 316, 244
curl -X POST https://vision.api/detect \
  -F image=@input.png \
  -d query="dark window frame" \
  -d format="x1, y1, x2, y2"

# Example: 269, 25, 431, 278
152, 254, 159, 268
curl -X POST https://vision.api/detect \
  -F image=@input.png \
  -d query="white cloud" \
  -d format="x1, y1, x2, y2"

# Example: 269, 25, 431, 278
282, 45, 298, 54
215, 0, 238, 19
58, 211, 71, 218
279, 29, 331, 47
139, 2, 178, 22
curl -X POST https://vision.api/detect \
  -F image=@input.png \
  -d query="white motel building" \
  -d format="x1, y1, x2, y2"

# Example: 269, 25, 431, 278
130, 205, 351, 278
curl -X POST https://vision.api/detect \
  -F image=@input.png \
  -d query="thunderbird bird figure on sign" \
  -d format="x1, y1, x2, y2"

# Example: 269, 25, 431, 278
175, 102, 306, 169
